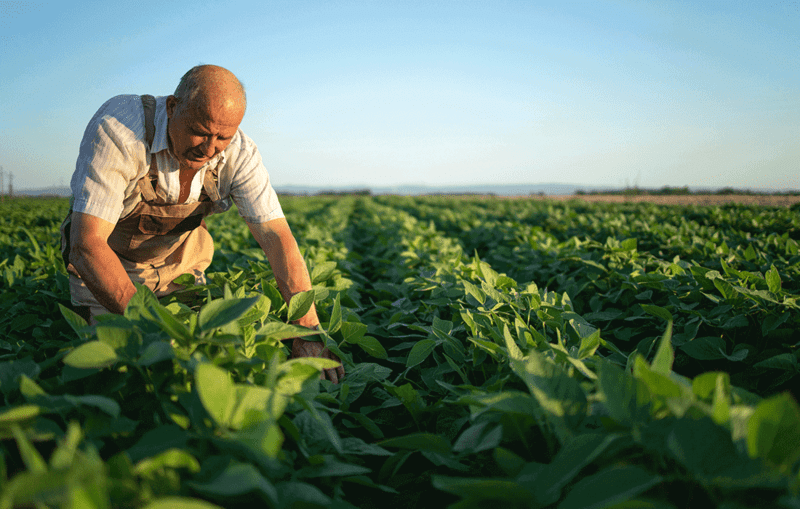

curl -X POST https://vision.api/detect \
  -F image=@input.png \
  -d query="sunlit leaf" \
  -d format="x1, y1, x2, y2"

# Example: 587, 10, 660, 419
63, 341, 118, 369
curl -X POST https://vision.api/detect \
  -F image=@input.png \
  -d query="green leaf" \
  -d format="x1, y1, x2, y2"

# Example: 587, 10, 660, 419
125, 283, 162, 321
96, 325, 141, 360
432, 316, 453, 336
766, 265, 781, 294
597, 359, 645, 426
633, 355, 686, 405
276, 481, 332, 506
49, 421, 82, 469
390, 384, 426, 421
722, 345, 749, 363
18, 375, 46, 399
134, 448, 201, 476
577, 329, 601, 359
194, 364, 236, 428
311, 261, 337, 284
641, 304, 673, 323
70, 395, 120, 417
63, 341, 118, 369
537, 433, 624, 505
0, 405, 40, 426
149, 304, 194, 345
287, 290, 315, 322
380, 433, 451, 454
352, 335, 388, 359
138, 341, 174, 367
753, 353, 797, 371
142, 498, 223, 509
126, 425, 189, 463
256, 322, 322, 341
462, 280, 486, 305
188, 462, 278, 504
198, 296, 260, 332
339, 321, 368, 344
453, 422, 503, 454
327, 293, 342, 334
666, 417, 742, 477
297, 458, 371, 478
260, 280, 284, 313
457, 391, 539, 419
406, 339, 437, 368
340, 437, 392, 456
0, 359, 41, 396
511, 350, 587, 443
680, 337, 728, 361
493, 447, 527, 477
58, 303, 89, 338
11, 424, 47, 473
650, 321, 674, 375
557, 465, 662, 509
432, 476, 536, 505
294, 402, 343, 454
747, 392, 800, 470
503, 324, 524, 361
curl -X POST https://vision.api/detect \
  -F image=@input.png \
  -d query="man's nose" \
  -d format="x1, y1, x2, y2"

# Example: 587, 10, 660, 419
201, 137, 218, 157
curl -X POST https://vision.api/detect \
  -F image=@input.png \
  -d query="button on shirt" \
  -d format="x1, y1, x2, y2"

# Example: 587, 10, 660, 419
70, 94, 284, 225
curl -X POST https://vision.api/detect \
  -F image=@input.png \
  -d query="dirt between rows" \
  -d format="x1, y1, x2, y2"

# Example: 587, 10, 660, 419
517, 194, 800, 208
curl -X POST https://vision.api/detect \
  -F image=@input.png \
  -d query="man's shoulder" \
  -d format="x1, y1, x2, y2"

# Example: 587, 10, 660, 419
226, 128, 260, 154
96, 94, 145, 116
85, 95, 151, 144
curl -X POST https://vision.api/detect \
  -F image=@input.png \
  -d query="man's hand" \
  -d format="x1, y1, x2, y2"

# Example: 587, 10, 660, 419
291, 337, 345, 384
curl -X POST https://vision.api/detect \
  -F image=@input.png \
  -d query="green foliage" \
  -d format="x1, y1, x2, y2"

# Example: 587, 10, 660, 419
1, 195, 800, 508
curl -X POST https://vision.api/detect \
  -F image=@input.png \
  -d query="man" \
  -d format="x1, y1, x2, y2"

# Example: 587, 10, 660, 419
61, 64, 344, 383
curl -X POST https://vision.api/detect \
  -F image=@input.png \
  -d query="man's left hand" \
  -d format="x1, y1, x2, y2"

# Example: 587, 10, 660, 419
291, 337, 345, 384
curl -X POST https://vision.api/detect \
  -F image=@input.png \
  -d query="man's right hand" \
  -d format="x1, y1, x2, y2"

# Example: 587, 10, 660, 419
291, 337, 345, 384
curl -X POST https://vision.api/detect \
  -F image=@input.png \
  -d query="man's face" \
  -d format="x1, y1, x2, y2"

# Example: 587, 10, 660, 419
166, 95, 244, 172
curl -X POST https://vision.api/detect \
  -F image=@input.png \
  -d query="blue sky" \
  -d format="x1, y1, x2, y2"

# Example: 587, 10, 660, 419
1, 0, 798, 192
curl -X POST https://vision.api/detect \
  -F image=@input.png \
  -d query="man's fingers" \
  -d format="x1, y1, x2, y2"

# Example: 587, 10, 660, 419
290, 338, 344, 384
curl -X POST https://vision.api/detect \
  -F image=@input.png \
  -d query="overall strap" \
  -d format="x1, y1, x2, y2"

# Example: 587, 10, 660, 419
138, 95, 158, 202
141, 95, 156, 147
202, 166, 223, 203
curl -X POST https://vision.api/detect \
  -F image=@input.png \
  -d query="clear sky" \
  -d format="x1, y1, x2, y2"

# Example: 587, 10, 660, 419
1, 0, 798, 192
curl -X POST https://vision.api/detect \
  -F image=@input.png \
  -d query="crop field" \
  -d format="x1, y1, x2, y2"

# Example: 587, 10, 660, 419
1, 195, 800, 508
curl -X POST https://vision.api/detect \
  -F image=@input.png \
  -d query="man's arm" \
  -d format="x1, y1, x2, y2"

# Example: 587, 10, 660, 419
69, 212, 137, 315
247, 217, 344, 383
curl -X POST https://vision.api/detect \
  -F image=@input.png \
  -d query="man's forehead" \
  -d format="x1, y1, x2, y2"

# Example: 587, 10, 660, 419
188, 98, 243, 126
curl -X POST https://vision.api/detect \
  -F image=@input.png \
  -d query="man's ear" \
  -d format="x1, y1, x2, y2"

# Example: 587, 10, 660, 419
166, 95, 178, 118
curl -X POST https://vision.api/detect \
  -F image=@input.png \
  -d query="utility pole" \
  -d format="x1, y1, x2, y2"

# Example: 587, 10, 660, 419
8, 172, 13, 198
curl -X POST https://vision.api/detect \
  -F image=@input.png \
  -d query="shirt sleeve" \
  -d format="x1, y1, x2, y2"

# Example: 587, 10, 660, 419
70, 95, 147, 223
221, 130, 284, 224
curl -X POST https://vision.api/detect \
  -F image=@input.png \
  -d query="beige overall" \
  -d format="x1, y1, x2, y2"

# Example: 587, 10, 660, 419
61, 95, 222, 321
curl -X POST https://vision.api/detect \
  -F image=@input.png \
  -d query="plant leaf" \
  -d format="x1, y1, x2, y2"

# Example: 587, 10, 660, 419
63, 341, 118, 369
198, 296, 260, 332
287, 290, 315, 322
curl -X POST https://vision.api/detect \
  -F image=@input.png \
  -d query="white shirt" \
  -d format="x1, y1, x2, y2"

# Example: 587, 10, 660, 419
70, 94, 284, 224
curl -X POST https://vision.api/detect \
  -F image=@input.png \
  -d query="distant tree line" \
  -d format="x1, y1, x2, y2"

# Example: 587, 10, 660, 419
315, 188, 372, 196
575, 186, 800, 196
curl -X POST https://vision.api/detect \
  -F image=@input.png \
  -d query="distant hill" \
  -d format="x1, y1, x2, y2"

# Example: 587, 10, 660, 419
276, 183, 608, 196
11, 186, 72, 197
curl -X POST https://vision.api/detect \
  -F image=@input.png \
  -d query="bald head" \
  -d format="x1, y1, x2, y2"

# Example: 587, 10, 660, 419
173, 65, 247, 117
166, 65, 247, 172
